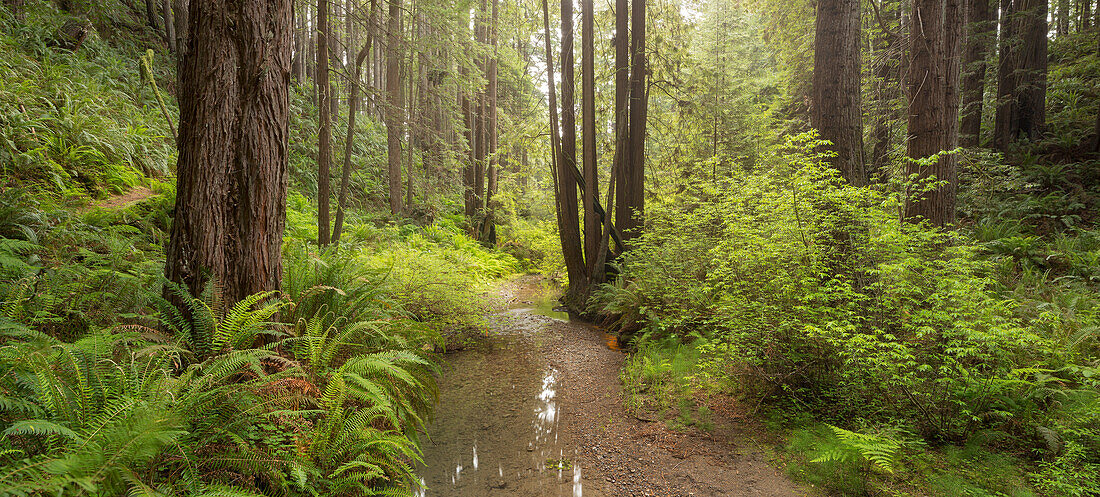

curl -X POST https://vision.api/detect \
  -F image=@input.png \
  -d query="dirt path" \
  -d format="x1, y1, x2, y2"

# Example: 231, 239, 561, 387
84, 186, 155, 211
418, 275, 806, 497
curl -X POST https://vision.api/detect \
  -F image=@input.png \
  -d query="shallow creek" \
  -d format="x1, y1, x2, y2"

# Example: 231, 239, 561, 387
415, 293, 606, 497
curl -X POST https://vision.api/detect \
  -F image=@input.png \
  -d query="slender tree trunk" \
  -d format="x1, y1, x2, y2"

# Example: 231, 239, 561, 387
961, 0, 993, 147
812, 0, 866, 186
622, 0, 647, 240
163, 0, 176, 52
560, 0, 587, 300
870, 1, 900, 177
582, 0, 600, 277
385, 0, 404, 215
905, 0, 955, 226
292, 3, 303, 79
173, 0, 188, 56
145, 0, 159, 31
166, 0, 291, 306
542, 0, 565, 271
484, 0, 500, 244
612, 0, 630, 242
1057, 0, 1069, 34
317, 0, 333, 246
333, 0, 377, 245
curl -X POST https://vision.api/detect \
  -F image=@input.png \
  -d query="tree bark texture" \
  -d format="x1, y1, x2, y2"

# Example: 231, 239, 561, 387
165, 0, 291, 306
163, 0, 175, 53
582, 0, 601, 277
811, 0, 866, 186
994, 0, 1048, 148
905, 0, 956, 226
560, 0, 588, 299
960, 0, 993, 147
612, 0, 629, 246
386, 0, 404, 215
621, 0, 646, 241
317, 0, 333, 245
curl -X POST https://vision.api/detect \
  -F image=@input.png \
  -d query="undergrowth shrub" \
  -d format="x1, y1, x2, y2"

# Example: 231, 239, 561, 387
592, 133, 1098, 473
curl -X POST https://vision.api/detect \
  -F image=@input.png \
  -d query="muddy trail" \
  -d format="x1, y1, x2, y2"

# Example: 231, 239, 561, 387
416, 276, 806, 497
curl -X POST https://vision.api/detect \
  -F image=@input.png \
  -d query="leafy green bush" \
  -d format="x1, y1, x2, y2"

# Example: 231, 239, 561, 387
593, 133, 1096, 464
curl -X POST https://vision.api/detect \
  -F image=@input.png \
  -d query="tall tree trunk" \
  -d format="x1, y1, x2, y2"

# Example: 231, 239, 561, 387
994, 0, 1048, 148
905, 0, 954, 226
292, 3, 303, 79
166, 0, 291, 307
145, 0, 160, 31
163, 0, 176, 52
582, 0, 600, 277
560, 0, 587, 300
333, 0, 377, 245
385, 0, 404, 215
869, 0, 900, 177
542, 0, 565, 273
173, 0, 188, 56
811, 0, 866, 186
1056, 0, 1069, 35
484, 0, 500, 244
612, 0, 630, 242
317, 0, 333, 246
943, 0, 963, 209
622, 0, 646, 240
961, 0, 993, 147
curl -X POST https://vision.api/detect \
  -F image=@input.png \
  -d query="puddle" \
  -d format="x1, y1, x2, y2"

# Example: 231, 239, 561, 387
529, 295, 571, 321
417, 306, 602, 496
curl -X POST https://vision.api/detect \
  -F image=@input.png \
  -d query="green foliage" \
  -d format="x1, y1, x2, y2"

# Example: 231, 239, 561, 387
593, 133, 1100, 491
0, 1, 175, 198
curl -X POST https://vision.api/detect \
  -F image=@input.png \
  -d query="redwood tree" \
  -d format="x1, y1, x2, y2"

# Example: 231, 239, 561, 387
581, 0, 600, 277
905, 0, 957, 226
166, 0, 291, 305
811, 0, 865, 186
960, 0, 994, 147
560, 0, 587, 301
385, 0, 404, 215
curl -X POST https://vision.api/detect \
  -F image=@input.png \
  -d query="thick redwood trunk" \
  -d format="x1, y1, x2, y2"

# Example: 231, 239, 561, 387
612, 0, 630, 245
905, 0, 955, 226
166, 0, 291, 306
621, 0, 646, 241
581, 0, 600, 277
961, 0, 993, 147
811, 0, 866, 186
560, 0, 587, 300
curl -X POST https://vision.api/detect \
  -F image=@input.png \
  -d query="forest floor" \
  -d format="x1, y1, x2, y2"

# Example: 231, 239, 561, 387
83, 186, 155, 210
418, 274, 808, 497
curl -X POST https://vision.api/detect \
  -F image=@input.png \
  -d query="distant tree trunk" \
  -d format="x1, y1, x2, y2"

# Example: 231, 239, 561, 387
621, 0, 646, 240
333, 0, 377, 245
811, 0, 865, 186
385, 0, 404, 215
942, 0, 963, 208
961, 0, 993, 147
173, 0, 189, 56
612, 0, 630, 243
560, 0, 587, 300
145, 0, 160, 31
317, 0, 332, 246
905, 0, 955, 226
163, 0, 176, 52
1083, 0, 1093, 29
1056, 0, 1069, 35
292, 4, 304, 80
542, 0, 565, 269
581, 0, 600, 277
994, 0, 1048, 148
484, 0, 500, 244
166, 0, 291, 306
869, 1, 899, 178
